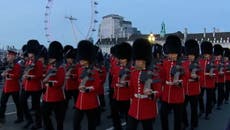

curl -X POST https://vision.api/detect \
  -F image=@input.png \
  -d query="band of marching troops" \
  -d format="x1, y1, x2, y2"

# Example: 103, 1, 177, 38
0, 35, 229, 130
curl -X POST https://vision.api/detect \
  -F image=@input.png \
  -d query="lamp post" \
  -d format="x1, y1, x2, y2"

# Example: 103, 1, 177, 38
148, 32, 156, 44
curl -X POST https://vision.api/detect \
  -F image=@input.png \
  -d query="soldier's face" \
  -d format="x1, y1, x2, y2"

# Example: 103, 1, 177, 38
66, 58, 73, 64
119, 59, 127, 67
168, 53, 178, 61
79, 60, 89, 66
6, 53, 16, 62
135, 60, 146, 70
48, 58, 56, 65
188, 55, 195, 61
28, 53, 35, 61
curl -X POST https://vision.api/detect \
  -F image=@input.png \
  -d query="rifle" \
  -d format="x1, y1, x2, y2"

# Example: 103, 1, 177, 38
189, 58, 200, 81
65, 64, 76, 79
79, 67, 95, 93
218, 58, 225, 75
1, 63, 14, 80
140, 62, 160, 97
117, 64, 130, 87
43, 67, 57, 83
170, 58, 184, 86
205, 57, 216, 77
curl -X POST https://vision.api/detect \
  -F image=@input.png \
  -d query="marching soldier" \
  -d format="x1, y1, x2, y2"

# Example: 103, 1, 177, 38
21, 40, 43, 129
0, 48, 23, 124
183, 39, 201, 129
198, 41, 216, 120
214, 44, 225, 110
63, 45, 78, 107
111, 42, 132, 130
224, 48, 230, 103
160, 35, 185, 130
126, 38, 161, 130
94, 45, 107, 125
42, 41, 66, 130
73, 40, 100, 130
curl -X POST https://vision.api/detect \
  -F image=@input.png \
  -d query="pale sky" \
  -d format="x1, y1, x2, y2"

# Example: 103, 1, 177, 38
0, 0, 229, 49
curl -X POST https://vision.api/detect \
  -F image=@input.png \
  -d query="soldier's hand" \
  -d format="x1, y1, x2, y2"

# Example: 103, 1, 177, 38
143, 88, 153, 95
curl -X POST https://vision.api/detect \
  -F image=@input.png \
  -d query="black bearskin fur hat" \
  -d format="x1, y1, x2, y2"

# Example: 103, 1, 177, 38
213, 44, 223, 56
48, 41, 63, 61
201, 41, 213, 55
64, 45, 75, 59
185, 39, 200, 57
152, 43, 163, 58
94, 45, 104, 64
132, 38, 152, 65
77, 40, 95, 63
27, 39, 40, 55
39, 45, 48, 59
164, 35, 182, 54
223, 48, 230, 58
116, 42, 132, 61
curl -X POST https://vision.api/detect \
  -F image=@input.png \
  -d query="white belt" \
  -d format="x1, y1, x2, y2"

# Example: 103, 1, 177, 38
166, 80, 182, 86
134, 93, 148, 99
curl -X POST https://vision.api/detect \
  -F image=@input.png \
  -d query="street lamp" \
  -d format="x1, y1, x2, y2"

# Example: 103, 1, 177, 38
148, 32, 156, 44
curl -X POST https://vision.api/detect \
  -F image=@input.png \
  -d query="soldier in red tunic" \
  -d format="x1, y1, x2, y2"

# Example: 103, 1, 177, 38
198, 41, 216, 120
0, 48, 23, 124
21, 40, 43, 129
110, 42, 132, 130
42, 41, 66, 130
63, 45, 78, 107
126, 38, 161, 130
224, 48, 230, 103
182, 39, 201, 129
93, 46, 107, 125
213, 44, 225, 110
159, 35, 185, 130
73, 40, 100, 130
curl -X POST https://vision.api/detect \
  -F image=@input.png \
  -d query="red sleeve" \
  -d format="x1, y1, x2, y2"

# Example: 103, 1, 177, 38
9, 63, 21, 79
52, 67, 65, 88
32, 60, 43, 80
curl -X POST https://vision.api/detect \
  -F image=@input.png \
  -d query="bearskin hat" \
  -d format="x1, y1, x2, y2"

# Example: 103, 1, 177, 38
185, 39, 200, 57
26, 39, 40, 55
77, 40, 95, 63
213, 44, 223, 56
94, 45, 104, 64
21, 44, 28, 57
39, 45, 48, 59
223, 48, 230, 58
164, 35, 182, 54
132, 38, 152, 65
152, 43, 163, 58
48, 41, 63, 61
116, 42, 132, 61
64, 45, 75, 59
201, 41, 213, 55
110, 44, 119, 58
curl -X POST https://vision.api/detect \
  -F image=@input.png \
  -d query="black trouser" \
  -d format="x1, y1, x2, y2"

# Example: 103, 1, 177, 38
111, 100, 130, 130
225, 81, 230, 101
73, 108, 98, 130
160, 101, 183, 130
126, 116, 154, 130
183, 95, 199, 128
96, 94, 106, 125
64, 89, 78, 107
21, 89, 42, 125
0, 91, 23, 120
42, 101, 66, 130
198, 88, 214, 116
217, 82, 225, 107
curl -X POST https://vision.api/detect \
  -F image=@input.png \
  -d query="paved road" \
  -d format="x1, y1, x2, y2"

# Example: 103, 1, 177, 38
0, 85, 230, 130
